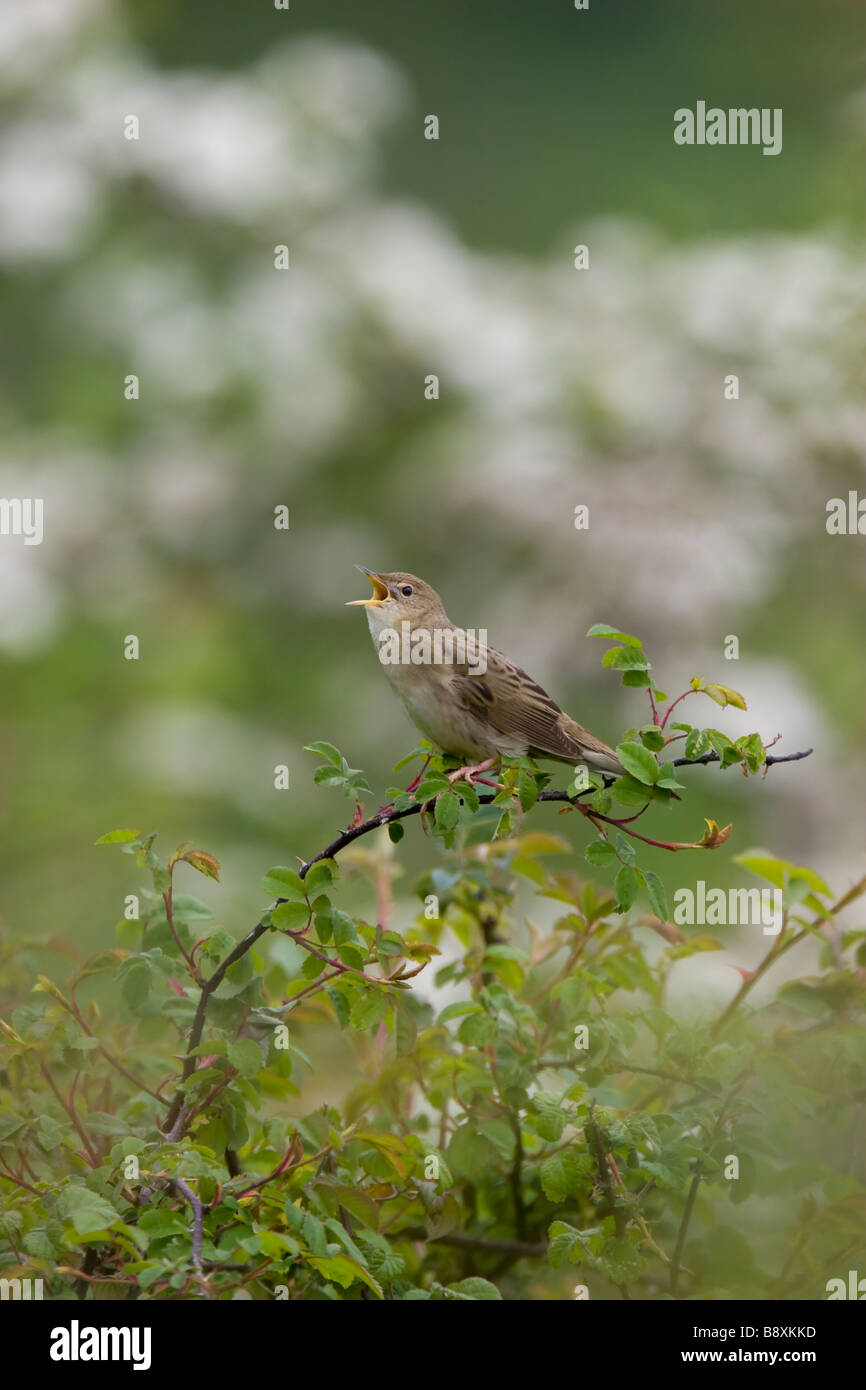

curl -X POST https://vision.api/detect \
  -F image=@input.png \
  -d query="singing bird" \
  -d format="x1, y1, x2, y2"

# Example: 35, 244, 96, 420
347, 567, 623, 781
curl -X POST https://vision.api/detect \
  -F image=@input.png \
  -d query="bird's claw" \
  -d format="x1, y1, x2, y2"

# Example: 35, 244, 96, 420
447, 757, 498, 787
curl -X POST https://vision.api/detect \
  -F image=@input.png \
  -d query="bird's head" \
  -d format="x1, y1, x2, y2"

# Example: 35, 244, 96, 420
346, 567, 450, 631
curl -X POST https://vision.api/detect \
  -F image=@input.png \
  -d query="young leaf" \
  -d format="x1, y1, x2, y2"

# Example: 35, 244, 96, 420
95, 829, 140, 845
586, 624, 643, 648
304, 741, 343, 767
702, 683, 747, 711
180, 849, 220, 881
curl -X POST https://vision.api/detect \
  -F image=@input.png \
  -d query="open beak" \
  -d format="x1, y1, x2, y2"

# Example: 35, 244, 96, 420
346, 565, 390, 607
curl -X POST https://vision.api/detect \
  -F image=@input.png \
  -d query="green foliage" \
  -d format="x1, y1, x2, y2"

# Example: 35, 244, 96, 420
1, 638, 862, 1301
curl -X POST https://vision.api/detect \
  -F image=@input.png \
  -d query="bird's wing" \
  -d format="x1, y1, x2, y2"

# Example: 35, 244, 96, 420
449, 646, 621, 769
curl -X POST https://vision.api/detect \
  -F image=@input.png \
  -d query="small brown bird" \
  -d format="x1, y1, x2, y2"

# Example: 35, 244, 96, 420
347, 567, 623, 780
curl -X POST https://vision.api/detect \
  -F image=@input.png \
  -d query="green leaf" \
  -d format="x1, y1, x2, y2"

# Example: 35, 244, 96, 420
57, 1187, 121, 1236
736, 732, 766, 773
536, 1107, 566, 1142
702, 683, 747, 711
684, 728, 711, 759
272, 900, 310, 931
707, 729, 738, 764
434, 790, 460, 833
610, 775, 652, 807
304, 860, 338, 890
615, 833, 636, 864
118, 959, 150, 1009
445, 1277, 502, 1300
414, 773, 451, 801
596, 1237, 645, 1284
457, 1012, 498, 1046
548, 1220, 586, 1268
304, 741, 343, 767
447, 1124, 498, 1181
456, 782, 480, 814
641, 1148, 690, 1190
639, 726, 666, 752
0, 1114, 27, 1142
330, 910, 359, 946
615, 742, 659, 786
591, 788, 612, 814
262, 866, 307, 901
614, 865, 639, 913
513, 769, 536, 812
585, 840, 616, 868
227, 1039, 264, 1077
643, 871, 670, 921
733, 851, 830, 898
437, 1001, 481, 1024
586, 624, 643, 647
350, 990, 389, 1031
540, 1147, 592, 1203
95, 829, 140, 845
395, 1001, 418, 1057
23, 1224, 64, 1260
602, 647, 651, 672
313, 766, 347, 788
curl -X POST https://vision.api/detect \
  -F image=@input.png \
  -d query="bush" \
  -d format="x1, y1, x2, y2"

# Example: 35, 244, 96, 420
1, 629, 863, 1301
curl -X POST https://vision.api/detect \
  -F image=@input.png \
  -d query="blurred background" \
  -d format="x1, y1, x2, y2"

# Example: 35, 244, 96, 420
1, 0, 865, 999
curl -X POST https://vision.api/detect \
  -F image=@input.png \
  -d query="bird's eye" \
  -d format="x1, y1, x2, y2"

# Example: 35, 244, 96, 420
401, 585, 413, 596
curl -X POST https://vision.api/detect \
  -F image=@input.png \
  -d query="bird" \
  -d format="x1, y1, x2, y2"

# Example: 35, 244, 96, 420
347, 566, 623, 783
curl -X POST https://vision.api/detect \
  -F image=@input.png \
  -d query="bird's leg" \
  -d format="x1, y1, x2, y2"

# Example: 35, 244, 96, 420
447, 756, 498, 787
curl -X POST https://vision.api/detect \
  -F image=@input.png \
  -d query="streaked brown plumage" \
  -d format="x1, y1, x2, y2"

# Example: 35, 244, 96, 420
348, 567, 623, 775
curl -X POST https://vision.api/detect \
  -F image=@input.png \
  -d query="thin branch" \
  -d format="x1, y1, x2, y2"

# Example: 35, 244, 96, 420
173, 1177, 209, 1295
670, 1175, 700, 1298
0, 1167, 42, 1196
66, 990, 169, 1106
40, 1062, 99, 1166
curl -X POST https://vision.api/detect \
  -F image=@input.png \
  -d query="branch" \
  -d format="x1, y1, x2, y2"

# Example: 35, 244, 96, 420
397, 1227, 546, 1258
173, 1177, 210, 1296
300, 746, 813, 872
670, 747, 812, 769
161, 743, 813, 1137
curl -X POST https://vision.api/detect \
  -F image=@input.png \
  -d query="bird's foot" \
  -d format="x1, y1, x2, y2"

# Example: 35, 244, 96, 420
447, 757, 498, 787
